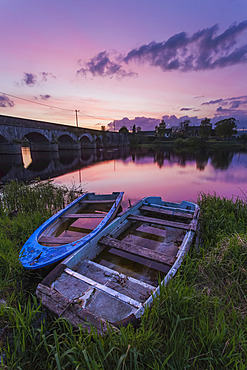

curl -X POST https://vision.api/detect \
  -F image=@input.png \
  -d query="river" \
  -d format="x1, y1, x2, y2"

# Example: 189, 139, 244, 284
1, 145, 243, 208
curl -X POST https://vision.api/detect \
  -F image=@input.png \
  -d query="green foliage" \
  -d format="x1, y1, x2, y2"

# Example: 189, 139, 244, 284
119, 126, 129, 134
155, 120, 166, 137
198, 193, 247, 249
0, 187, 247, 369
197, 233, 247, 307
201, 118, 211, 126
199, 118, 212, 138
0, 180, 84, 300
173, 137, 205, 150
179, 119, 190, 131
173, 137, 185, 147
238, 134, 247, 142
0, 179, 81, 216
215, 117, 237, 138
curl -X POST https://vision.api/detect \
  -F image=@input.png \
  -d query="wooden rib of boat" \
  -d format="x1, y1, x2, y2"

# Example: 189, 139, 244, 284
19, 192, 123, 269
36, 196, 200, 333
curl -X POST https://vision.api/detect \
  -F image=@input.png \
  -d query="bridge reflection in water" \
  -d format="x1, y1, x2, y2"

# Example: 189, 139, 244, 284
21, 147, 32, 169
0, 146, 131, 184
1, 146, 247, 204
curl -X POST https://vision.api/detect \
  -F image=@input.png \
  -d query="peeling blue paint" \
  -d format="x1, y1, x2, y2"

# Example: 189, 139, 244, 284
19, 192, 123, 269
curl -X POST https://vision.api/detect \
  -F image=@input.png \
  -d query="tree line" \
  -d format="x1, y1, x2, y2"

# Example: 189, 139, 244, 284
117, 117, 238, 139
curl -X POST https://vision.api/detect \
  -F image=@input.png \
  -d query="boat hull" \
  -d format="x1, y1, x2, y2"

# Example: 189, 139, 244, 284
36, 196, 200, 332
19, 192, 123, 269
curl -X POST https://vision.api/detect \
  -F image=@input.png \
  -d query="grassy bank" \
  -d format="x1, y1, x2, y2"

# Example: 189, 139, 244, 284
0, 182, 247, 369
131, 137, 247, 151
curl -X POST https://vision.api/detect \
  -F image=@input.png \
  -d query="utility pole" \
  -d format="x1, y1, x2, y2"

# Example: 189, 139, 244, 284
75, 109, 79, 127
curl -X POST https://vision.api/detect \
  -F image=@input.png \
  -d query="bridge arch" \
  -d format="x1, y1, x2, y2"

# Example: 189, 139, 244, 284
80, 134, 94, 149
57, 134, 80, 150
24, 132, 52, 152
0, 133, 21, 155
58, 134, 76, 143
0, 134, 9, 143
95, 136, 103, 148
24, 132, 50, 143
105, 134, 113, 147
24, 132, 58, 152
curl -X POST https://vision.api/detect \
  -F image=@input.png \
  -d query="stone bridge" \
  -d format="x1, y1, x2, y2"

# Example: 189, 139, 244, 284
0, 115, 129, 154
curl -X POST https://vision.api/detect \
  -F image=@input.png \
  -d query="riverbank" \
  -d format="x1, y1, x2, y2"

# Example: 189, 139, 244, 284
130, 136, 247, 151
0, 181, 246, 368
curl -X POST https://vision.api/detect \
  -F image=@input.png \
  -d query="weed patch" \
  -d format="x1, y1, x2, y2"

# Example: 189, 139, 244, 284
0, 183, 246, 369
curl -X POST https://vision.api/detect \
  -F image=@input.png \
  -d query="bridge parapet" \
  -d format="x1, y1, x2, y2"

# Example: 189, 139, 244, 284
0, 114, 130, 153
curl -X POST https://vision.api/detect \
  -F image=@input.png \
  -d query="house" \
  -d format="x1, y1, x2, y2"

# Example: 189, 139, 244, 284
138, 129, 172, 138
186, 125, 200, 137
172, 125, 200, 137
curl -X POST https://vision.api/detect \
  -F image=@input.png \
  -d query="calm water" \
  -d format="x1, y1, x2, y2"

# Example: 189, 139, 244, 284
1, 146, 247, 208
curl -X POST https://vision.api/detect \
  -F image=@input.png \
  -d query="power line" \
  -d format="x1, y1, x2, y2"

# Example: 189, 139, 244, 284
0, 91, 116, 121
0, 91, 73, 112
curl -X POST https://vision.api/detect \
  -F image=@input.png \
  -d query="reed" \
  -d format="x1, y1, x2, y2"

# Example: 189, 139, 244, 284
0, 182, 246, 369
0, 179, 81, 216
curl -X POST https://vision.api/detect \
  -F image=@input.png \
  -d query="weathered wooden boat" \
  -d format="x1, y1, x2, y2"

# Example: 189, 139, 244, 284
36, 196, 200, 333
19, 192, 123, 269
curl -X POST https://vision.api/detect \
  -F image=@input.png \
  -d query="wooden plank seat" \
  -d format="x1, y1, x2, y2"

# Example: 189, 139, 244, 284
61, 213, 105, 219
64, 268, 142, 309
75, 260, 156, 303
99, 236, 176, 266
39, 236, 82, 245
80, 199, 115, 204
140, 205, 193, 219
85, 260, 155, 290
127, 214, 191, 230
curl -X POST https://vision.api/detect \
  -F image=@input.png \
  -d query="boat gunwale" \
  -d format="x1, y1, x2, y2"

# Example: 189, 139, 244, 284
135, 203, 200, 317
19, 191, 124, 269
36, 196, 200, 330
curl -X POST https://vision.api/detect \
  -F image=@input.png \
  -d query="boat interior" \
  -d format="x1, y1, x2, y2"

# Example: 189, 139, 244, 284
39, 201, 197, 329
38, 193, 118, 247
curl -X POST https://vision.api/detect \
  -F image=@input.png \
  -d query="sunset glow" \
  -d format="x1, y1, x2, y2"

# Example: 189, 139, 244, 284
1, 1, 247, 130
54, 152, 247, 208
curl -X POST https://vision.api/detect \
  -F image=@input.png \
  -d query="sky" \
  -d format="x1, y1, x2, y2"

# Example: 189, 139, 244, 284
1, 0, 247, 130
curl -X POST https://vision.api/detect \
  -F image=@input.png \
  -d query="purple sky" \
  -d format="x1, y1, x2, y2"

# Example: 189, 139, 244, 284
1, 0, 247, 129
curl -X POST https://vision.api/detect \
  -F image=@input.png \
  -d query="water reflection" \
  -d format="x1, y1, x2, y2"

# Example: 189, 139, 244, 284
0, 147, 131, 183
21, 147, 32, 169
53, 147, 247, 204
210, 150, 234, 170
0, 146, 246, 202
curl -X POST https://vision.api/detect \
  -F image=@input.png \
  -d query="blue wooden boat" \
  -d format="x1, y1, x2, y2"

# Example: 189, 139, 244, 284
36, 196, 199, 333
19, 192, 123, 269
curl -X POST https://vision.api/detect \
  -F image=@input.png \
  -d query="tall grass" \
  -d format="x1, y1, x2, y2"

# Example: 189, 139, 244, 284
0, 185, 247, 369
0, 179, 81, 216
0, 180, 83, 305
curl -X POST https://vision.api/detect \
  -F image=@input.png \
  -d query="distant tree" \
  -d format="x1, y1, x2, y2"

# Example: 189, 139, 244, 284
199, 118, 212, 138
179, 119, 190, 131
215, 117, 237, 138
132, 124, 136, 133
101, 125, 106, 131
137, 126, 141, 133
201, 118, 211, 126
119, 126, 129, 134
155, 120, 166, 137
238, 133, 247, 142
